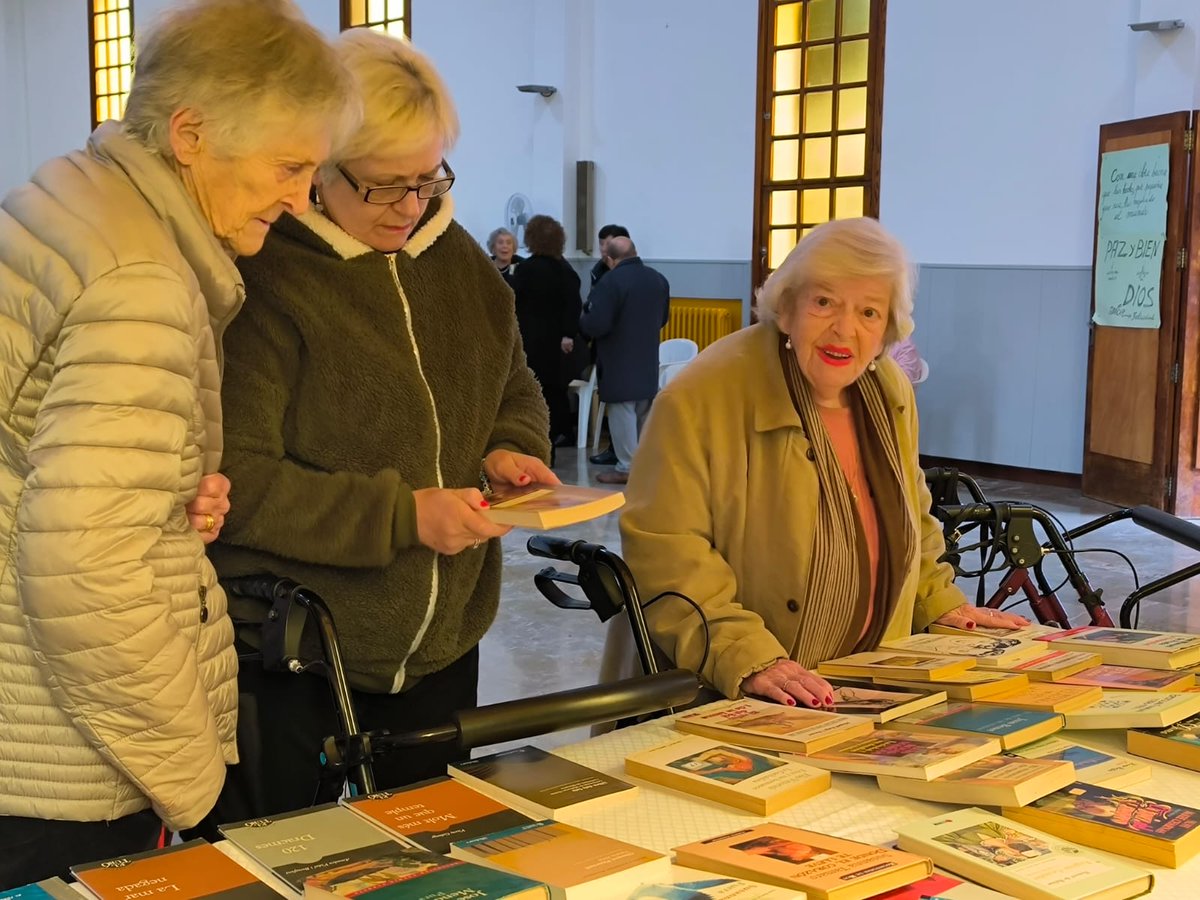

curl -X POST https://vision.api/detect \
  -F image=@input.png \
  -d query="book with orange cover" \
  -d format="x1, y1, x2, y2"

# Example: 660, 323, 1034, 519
71, 839, 277, 899
483, 484, 624, 529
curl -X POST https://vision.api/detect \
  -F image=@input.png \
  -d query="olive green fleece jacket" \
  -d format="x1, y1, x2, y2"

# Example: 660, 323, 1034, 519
209, 195, 550, 692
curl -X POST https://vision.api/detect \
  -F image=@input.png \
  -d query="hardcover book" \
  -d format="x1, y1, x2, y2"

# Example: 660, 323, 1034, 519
301, 846, 549, 899
1062, 690, 1200, 730
993, 650, 1103, 682
1126, 713, 1200, 772
448, 745, 637, 820
71, 839, 278, 899
673, 698, 874, 754
794, 729, 1001, 780
219, 803, 419, 895
895, 808, 1154, 900
817, 652, 976, 681
887, 702, 1063, 750
449, 819, 669, 900
482, 484, 624, 530
1008, 737, 1152, 790
1036, 627, 1200, 670
672, 823, 932, 900
872, 671, 1029, 701
1061, 665, 1195, 692
824, 679, 947, 722
0, 880, 77, 900
972, 682, 1103, 714
342, 776, 535, 854
1003, 782, 1200, 867
877, 754, 1076, 807
623, 735, 831, 815
879, 634, 1046, 668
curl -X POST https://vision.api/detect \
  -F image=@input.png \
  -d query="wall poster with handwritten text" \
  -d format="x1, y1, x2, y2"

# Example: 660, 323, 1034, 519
1093, 143, 1169, 329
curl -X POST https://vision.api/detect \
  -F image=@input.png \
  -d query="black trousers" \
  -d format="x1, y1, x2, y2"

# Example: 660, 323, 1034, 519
188, 645, 480, 839
0, 808, 160, 889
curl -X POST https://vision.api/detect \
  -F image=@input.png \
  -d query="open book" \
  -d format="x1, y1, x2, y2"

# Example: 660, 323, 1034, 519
483, 483, 625, 530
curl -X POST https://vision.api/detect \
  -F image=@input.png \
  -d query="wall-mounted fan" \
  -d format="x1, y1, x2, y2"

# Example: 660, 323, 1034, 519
505, 193, 533, 248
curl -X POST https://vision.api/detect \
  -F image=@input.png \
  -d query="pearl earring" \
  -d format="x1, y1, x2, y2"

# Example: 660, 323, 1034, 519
785, 336, 792, 350
867, 359, 877, 372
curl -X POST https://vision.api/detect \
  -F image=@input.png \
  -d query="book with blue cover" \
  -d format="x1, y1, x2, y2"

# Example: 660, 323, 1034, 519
0, 880, 76, 900
888, 702, 1064, 749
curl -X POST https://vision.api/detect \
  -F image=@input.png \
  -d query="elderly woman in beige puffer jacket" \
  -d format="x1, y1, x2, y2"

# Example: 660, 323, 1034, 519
0, 0, 356, 887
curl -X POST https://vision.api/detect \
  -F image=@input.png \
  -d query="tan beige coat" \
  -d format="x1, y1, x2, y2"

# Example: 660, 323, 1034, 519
618, 322, 964, 699
0, 123, 240, 828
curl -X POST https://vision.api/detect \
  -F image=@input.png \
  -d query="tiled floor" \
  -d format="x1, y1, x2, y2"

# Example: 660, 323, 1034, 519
478, 446, 1200, 751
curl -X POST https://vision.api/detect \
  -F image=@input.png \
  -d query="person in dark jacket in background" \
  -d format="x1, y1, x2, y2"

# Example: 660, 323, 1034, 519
590, 223, 629, 287
514, 214, 583, 448
580, 237, 670, 484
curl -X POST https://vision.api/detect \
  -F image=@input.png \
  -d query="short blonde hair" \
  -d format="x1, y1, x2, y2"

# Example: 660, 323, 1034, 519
124, 0, 357, 159
756, 217, 915, 349
329, 29, 460, 165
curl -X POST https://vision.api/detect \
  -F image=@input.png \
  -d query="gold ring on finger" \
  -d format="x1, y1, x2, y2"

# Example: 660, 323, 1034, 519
203, 513, 216, 532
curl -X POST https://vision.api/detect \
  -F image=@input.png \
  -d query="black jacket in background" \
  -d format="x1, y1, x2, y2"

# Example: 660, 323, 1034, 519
580, 257, 670, 403
513, 254, 582, 437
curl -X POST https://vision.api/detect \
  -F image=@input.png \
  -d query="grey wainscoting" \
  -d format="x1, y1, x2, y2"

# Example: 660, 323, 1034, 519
568, 258, 754, 327
912, 265, 1091, 475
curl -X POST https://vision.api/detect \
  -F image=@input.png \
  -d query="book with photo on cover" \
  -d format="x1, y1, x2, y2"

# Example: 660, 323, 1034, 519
71, 839, 278, 899
301, 846, 550, 899
1003, 782, 1200, 868
448, 744, 637, 820
673, 698, 874, 754
793, 729, 1001, 780
887, 702, 1063, 750
342, 776, 536, 855
482, 483, 624, 530
672, 823, 932, 900
1126, 713, 1200, 772
623, 735, 831, 815
895, 808, 1154, 900
1007, 737, 1152, 790
1060, 665, 1195, 692
823, 679, 947, 722
1062, 690, 1200, 730
817, 651, 976, 681
1036, 627, 1200, 670
877, 754, 1076, 807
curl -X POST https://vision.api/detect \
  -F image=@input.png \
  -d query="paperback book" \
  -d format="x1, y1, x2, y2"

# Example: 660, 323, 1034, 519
623, 870, 805, 899
824, 679, 946, 721
1062, 690, 1200, 730
448, 744, 637, 820
872, 671, 1029, 701
929, 623, 1065, 640
1037, 627, 1200, 670
672, 823, 932, 900
794, 729, 1001, 780
342, 776, 535, 854
1003, 782, 1200, 867
623, 735, 831, 815
0, 880, 77, 900
301, 846, 550, 899
482, 484, 624, 530
877, 754, 1076, 807
972, 682, 1102, 714
449, 819, 669, 900
71, 839, 278, 899
1126, 713, 1200, 772
673, 698, 874, 754
1060, 665, 1195, 692
992, 650, 1103, 682
878, 634, 1046, 668
817, 651, 976, 681
1007, 737, 1152, 790
887, 702, 1063, 750
868, 871, 1017, 899
895, 808, 1154, 900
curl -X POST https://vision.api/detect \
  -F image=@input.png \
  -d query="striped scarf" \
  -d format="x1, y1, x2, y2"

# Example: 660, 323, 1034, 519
778, 334, 914, 667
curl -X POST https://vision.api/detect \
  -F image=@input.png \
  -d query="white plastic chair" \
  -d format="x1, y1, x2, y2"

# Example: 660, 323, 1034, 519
567, 366, 601, 449
658, 338, 698, 389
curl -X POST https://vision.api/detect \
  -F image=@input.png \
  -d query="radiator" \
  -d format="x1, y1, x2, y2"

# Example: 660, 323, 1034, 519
662, 305, 736, 351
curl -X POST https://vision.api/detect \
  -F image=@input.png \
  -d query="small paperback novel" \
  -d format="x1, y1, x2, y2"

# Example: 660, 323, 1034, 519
622, 867, 805, 899
824, 678, 946, 722
1036, 626, 1200, 670
992, 650, 1103, 682
1061, 665, 1196, 692
895, 808, 1154, 900
878, 753, 1076, 807
868, 871, 1016, 899
673, 697, 873, 754
447, 744, 637, 820
878, 634, 1046, 668
972, 682, 1103, 714
817, 651, 975, 682
873, 671, 1029, 701
623, 734, 831, 815
0, 879, 77, 900
342, 776, 535, 854
301, 846, 550, 899
1126, 713, 1200, 772
71, 838, 278, 899
794, 729, 1000, 780
887, 702, 1063, 750
672, 823, 932, 900
1008, 737, 1152, 790
1062, 690, 1200, 730
1003, 782, 1200, 868
929, 622, 1065, 641
449, 819, 669, 900
219, 803, 418, 894
482, 484, 624, 530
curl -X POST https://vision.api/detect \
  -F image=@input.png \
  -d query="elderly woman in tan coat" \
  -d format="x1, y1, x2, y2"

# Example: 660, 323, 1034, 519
619, 218, 1026, 709
0, 0, 354, 885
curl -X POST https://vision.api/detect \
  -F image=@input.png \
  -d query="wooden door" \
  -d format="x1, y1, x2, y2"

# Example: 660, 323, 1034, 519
1082, 113, 1193, 511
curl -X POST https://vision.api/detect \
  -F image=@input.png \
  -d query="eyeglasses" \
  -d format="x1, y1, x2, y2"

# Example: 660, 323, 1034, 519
336, 160, 455, 205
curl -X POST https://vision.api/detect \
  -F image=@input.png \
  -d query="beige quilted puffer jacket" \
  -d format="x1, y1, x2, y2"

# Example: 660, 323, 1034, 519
0, 122, 240, 829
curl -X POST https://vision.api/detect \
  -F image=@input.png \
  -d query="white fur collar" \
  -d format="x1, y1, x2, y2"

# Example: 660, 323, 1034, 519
296, 193, 455, 261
